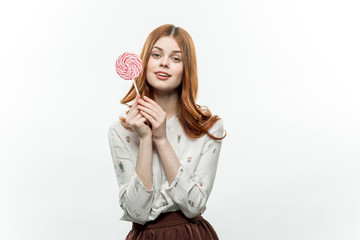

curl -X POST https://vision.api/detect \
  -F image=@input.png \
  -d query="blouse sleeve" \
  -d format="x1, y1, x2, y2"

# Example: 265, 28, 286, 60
164, 118, 225, 218
107, 125, 154, 224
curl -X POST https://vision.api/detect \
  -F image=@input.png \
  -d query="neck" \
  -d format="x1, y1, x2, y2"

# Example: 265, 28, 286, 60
153, 90, 179, 121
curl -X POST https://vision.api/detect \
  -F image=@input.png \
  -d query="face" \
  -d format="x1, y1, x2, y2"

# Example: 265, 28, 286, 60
146, 36, 183, 94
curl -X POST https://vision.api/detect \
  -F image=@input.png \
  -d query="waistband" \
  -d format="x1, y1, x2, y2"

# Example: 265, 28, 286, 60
132, 210, 203, 230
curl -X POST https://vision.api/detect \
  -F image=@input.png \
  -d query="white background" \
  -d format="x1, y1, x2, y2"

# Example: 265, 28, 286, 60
1, 0, 359, 239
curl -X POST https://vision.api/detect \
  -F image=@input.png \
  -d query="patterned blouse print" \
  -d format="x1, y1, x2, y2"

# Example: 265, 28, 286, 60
108, 114, 225, 225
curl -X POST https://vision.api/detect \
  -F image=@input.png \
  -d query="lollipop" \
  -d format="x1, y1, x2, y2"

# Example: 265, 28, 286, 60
115, 52, 143, 95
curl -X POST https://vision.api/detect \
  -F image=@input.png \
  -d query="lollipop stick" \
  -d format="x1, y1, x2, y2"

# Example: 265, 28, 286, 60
133, 79, 140, 95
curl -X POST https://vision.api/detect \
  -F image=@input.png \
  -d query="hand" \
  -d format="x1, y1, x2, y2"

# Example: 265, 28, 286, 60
125, 95, 152, 140
136, 96, 167, 141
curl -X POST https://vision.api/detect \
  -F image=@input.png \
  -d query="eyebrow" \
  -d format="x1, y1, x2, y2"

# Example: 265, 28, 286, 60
152, 46, 182, 54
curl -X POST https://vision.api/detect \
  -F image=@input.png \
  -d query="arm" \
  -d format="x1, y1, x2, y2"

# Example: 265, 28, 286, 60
108, 126, 155, 224
136, 136, 154, 190
153, 137, 181, 186
158, 119, 225, 218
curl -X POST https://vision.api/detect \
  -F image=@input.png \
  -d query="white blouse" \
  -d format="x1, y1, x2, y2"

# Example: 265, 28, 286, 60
107, 113, 225, 225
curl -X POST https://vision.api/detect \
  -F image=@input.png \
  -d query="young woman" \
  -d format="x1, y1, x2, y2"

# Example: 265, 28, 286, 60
108, 24, 227, 239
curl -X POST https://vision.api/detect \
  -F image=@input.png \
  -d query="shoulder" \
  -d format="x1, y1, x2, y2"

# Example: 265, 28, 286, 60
108, 119, 138, 146
209, 117, 224, 133
108, 120, 121, 131
108, 111, 130, 132
211, 117, 224, 129
108, 119, 129, 136
203, 117, 225, 140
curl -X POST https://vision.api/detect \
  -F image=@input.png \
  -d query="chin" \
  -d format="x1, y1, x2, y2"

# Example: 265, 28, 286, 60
151, 84, 176, 93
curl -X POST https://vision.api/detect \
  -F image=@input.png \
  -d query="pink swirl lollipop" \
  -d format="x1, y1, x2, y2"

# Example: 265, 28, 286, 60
115, 52, 143, 95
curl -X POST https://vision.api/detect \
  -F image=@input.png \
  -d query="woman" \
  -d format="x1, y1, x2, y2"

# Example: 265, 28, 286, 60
108, 24, 227, 239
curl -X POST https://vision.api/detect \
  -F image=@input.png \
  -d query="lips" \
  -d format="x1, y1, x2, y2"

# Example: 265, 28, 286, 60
155, 71, 172, 77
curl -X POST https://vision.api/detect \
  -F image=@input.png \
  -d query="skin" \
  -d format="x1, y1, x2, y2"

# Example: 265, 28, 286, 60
126, 36, 183, 190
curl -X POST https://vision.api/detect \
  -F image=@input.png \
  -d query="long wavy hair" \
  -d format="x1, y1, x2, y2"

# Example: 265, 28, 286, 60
119, 24, 226, 141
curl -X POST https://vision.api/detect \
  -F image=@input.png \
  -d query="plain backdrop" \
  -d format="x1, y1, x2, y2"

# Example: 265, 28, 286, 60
0, 0, 359, 239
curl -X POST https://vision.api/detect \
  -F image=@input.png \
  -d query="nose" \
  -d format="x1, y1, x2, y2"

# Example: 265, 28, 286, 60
160, 56, 169, 68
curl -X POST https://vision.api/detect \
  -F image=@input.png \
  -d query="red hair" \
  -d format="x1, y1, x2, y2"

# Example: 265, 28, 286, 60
119, 24, 226, 141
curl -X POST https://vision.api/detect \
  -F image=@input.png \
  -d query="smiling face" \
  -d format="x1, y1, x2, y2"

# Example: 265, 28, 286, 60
146, 36, 183, 94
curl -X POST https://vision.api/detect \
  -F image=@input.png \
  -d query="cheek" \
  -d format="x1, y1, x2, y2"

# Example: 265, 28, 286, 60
175, 67, 183, 79
172, 63, 183, 76
146, 60, 154, 71
146, 61, 156, 77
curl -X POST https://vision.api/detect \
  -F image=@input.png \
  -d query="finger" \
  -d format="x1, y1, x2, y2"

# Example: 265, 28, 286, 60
127, 108, 140, 121
133, 112, 143, 122
135, 117, 147, 127
137, 104, 160, 121
127, 95, 142, 118
143, 96, 164, 113
138, 98, 161, 115
139, 110, 156, 127
129, 94, 141, 113
137, 113, 151, 126
137, 110, 151, 126
129, 113, 146, 129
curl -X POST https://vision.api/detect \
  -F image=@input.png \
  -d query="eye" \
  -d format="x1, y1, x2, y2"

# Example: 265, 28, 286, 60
172, 57, 181, 62
152, 53, 160, 58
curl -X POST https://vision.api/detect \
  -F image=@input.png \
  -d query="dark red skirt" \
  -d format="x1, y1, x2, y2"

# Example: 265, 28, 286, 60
125, 210, 219, 240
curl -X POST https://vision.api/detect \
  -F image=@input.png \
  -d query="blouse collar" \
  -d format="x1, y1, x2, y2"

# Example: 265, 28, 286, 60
166, 112, 179, 130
